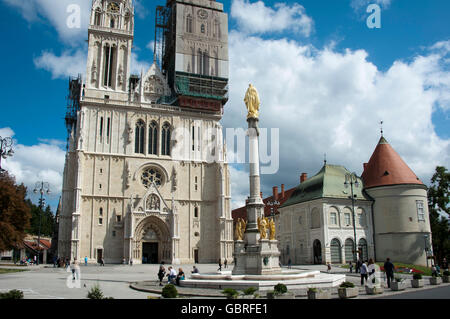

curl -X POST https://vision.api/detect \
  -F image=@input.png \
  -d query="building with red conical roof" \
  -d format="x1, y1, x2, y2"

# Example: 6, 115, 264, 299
362, 136, 432, 266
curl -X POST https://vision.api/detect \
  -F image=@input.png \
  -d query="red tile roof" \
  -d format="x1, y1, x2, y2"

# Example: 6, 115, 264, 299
232, 186, 296, 223
361, 136, 424, 189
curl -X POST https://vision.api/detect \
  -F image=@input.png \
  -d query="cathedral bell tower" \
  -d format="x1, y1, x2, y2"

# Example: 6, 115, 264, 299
85, 0, 134, 93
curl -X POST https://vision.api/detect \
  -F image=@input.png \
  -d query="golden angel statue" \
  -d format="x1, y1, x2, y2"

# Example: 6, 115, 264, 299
235, 218, 247, 241
257, 216, 269, 239
244, 83, 260, 119
269, 218, 276, 240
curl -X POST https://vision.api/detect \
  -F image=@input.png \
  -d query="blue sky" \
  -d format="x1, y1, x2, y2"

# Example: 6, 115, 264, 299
0, 0, 449, 210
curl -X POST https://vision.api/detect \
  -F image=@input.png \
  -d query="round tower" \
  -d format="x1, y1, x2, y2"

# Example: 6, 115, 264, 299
361, 136, 432, 266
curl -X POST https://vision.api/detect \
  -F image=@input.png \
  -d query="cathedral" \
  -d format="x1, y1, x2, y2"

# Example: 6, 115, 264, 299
58, 0, 234, 264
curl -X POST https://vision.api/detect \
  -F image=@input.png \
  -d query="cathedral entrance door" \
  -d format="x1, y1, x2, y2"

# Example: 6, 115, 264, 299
142, 243, 159, 264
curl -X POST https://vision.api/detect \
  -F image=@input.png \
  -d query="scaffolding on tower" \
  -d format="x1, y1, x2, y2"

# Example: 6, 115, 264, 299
154, 4, 172, 74
65, 74, 82, 151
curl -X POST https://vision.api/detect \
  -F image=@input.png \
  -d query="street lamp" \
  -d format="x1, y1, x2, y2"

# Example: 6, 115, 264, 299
344, 172, 359, 263
33, 182, 51, 265
424, 235, 429, 268
266, 199, 280, 218
0, 136, 14, 171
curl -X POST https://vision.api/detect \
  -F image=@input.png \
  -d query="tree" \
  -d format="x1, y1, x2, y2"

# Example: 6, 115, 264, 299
428, 166, 450, 263
0, 172, 31, 251
26, 200, 55, 237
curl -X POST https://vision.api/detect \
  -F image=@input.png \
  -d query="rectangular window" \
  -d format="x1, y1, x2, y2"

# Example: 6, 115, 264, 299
112, 231, 116, 237
116, 215, 121, 222
99, 218, 103, 225
106, 117, 110, 143
99, 117, 104, 140
330, 212, 337, 225
417, 200, 425, 221
192, 126, 195, 151
198, 127, 201, 151
344, 213, 351, 226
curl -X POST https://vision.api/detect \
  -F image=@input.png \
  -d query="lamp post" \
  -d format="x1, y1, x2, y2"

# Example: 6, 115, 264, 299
344, 172, 359, 263
0, 136, 14, 172
266, 200, 280, 218
424, 235, 429, 268
33, 182, 50, 265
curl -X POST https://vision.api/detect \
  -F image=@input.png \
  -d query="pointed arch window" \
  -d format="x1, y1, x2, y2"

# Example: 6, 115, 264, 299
135, 120, 145, 154
202, 51, 209, 76
103, 44, 115, 87
186, 14, 193, 33
201, 24, 205, 34
94, 8, 102, 26
148, 121, 158, 155
110, 18, 115, 28
161, 123, 171, 156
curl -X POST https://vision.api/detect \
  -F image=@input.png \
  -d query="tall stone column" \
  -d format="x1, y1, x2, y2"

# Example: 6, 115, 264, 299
233, 84, 281, 276
244, 118, 265, 247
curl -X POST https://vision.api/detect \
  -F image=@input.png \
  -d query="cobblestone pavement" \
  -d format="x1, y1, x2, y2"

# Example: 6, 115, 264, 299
0, 263, 448, 299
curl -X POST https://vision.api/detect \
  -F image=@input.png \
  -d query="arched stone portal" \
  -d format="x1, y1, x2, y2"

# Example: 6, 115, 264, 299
133, 216, 171, 264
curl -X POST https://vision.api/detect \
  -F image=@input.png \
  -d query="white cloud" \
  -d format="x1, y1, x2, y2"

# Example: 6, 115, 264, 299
229, 165, 249, 209
231, 0, 313, 36
351, 0, 392, 11
224, 32, 450, 206
33, 49, 87, 80
2, 0, 91, 45
0, 127, 66, 208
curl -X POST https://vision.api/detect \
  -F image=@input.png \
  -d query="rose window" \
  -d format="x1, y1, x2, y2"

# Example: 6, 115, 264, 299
141, 167, 163, 188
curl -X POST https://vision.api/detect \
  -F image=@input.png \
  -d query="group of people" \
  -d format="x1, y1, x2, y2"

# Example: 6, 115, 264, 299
217, 259, 228, 271
432, 257, 448, 276
157, 263, 188, 286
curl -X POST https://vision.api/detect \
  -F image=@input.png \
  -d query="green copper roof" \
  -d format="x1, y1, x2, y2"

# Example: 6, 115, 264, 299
281, 164, 369, 208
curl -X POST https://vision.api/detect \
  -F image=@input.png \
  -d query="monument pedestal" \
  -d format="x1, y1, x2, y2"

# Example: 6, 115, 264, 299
233, 239, 281, 275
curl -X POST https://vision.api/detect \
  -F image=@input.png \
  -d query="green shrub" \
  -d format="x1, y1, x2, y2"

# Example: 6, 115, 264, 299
222, 288, 239, 299
413, 274, 422, 280
162, 284, 178, 299
242, 287, 257, 295
443, 271, 450, 276
394, 277, 403, 282
87, 284, 104, 299
0, 289, 24, 299
273, 283, 287, 295
308, 287, 318, 293
339, 281, 355, 288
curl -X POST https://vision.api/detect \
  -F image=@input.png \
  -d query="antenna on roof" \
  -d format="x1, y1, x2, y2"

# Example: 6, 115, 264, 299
380, 120, 384, 137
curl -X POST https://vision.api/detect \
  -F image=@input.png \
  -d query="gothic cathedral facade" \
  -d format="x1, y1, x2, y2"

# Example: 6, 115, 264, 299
58, 0, 234, 264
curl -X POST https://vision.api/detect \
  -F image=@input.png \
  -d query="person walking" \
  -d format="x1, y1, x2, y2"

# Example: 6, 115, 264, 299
327, 262, 331, 273
349, 261, 353, 273
384, 258, 395, 288
71, 258, 80, 281
355, 259, 361, 273
158, 265, 166, 286
218, 259, 222, 272
84, 256, 88, 266
224, 259, 228, 269
129, 258, 133, 266
288, 258, 292, 269
360, 261, 368, 285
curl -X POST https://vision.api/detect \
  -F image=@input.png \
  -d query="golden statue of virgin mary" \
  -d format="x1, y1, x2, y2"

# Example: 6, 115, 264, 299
244, 83, 260, 119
